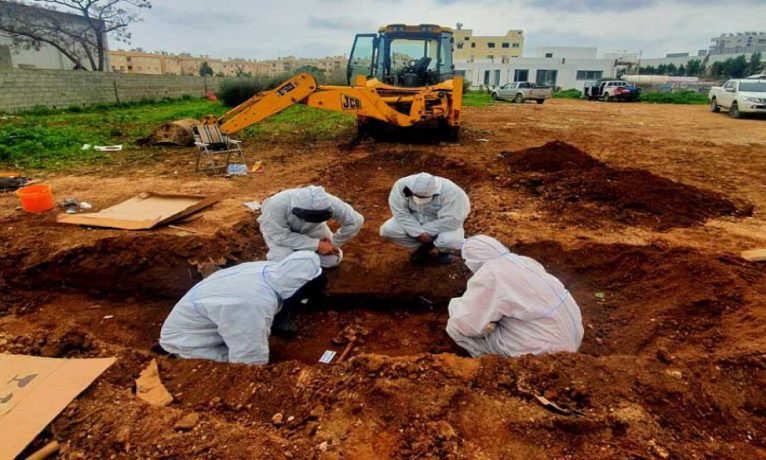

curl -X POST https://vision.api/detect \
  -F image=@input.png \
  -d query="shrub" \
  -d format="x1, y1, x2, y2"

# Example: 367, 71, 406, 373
554, 89, 582, 99
639, 90, 708, 105
216, 75, 291, 107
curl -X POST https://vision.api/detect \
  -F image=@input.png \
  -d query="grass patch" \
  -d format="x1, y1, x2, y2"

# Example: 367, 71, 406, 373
0, 98, 222, 168
639, 91, 708, 105
0, 97, 353, 169
553, 89, 582, 99
462, 91, 496, 107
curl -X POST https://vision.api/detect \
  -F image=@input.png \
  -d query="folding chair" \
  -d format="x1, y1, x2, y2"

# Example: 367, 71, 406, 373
192, 124, 246, 173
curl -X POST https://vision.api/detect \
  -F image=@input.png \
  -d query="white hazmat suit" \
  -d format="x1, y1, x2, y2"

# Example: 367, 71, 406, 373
159, 252, 322, 365
446, 235, 584, 357
257, 186, 364, 268
379, 173, 470, 251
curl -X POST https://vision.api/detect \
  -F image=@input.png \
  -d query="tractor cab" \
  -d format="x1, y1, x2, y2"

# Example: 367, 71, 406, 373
347, 24, 454, 88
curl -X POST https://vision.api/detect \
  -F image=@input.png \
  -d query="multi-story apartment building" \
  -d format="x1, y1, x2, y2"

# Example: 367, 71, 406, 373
108, 50, 347, 77
0, 0, 110, 71
709, 32, 766, 55
453, 26, 524, 64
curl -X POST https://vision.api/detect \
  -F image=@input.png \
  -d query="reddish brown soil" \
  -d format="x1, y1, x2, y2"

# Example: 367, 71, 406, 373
502, 141, 752, 230
2, 99, 766, 458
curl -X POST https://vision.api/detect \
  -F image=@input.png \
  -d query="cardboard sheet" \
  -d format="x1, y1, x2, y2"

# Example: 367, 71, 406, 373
0, 354, 115, 460
56, 192, 218, 230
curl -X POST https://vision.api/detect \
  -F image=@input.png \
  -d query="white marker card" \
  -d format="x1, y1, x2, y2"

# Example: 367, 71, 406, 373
318, 350, 336, 364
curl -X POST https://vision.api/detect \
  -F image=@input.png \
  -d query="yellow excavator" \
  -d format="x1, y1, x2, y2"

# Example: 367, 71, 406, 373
210, 24, 463, 140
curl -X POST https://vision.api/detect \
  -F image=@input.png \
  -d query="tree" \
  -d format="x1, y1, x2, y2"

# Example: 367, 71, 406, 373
730, 55, 749, 78
686, 59, 701, 77
749, 51, 763, 75
0, 0, 151, 71
199, 61, 213, 76
234, 67, 252, 77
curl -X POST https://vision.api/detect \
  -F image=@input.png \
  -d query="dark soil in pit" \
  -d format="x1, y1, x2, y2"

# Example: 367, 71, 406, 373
501, 141, 753, 230
3, 231, 766, 457
271, 297, 462, 364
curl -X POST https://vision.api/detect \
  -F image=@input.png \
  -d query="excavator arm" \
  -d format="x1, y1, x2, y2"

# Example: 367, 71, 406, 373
217, 73, 319, 134
213, 72, 461, 135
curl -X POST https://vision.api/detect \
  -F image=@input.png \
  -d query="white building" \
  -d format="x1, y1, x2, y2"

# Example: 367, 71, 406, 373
536, 47, 597, 59
710, 32, 766, 55
456, 47, 619, 91
0, 1, 110, 71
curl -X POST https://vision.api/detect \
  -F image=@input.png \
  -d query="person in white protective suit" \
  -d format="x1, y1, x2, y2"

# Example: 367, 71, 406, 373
379, 172, 471, 264
258, 186, 364, 268
446, 235, 584, 357
158, 252, 324, 365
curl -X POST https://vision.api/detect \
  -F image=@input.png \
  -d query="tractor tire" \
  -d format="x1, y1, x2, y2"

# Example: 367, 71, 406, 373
536, 99, 545, 104
729, 102, 742, 119
444, 125, 460, 142
514, 94, 524, 103
709, 98, 720, 113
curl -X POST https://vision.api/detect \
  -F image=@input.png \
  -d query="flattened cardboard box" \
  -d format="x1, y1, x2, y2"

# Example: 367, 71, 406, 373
0, 354, 115, 460
56, 192, 219, 230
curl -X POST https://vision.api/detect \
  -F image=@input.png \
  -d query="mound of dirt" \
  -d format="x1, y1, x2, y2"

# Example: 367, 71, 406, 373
504, 140, 606, 173
2, 219, 265, 303
502, 141, 752, 230
513, 241, 766, 357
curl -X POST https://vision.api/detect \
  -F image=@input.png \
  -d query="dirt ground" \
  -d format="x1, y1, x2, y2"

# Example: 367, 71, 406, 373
2, 98, 766, 459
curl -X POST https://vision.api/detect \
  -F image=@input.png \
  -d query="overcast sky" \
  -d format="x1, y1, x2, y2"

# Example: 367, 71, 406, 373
124, 0, 766, 60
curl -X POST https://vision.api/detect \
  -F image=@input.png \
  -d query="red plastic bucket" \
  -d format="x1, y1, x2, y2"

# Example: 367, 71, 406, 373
16, 184, 55, 213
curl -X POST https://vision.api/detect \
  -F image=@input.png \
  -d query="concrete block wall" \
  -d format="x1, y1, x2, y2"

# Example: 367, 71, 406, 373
0, 69, 224, 113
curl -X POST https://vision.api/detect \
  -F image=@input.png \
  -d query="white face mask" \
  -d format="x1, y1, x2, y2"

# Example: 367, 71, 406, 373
412, 195, 434, 205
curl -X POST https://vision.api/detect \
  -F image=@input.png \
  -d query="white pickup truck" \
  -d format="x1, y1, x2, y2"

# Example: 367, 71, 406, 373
708, 78, 766, 118
491, 82, 552, 104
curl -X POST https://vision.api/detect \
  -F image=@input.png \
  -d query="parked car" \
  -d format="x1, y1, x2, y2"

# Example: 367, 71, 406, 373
583, 79, 641, 102
708, 78, 766, 119
491, 82, 552, 104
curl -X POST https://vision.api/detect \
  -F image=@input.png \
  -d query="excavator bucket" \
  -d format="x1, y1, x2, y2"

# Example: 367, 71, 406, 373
217, 73, 319, 134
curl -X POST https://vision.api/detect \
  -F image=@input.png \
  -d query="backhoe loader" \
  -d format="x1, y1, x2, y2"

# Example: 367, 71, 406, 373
210, 24, 463, 140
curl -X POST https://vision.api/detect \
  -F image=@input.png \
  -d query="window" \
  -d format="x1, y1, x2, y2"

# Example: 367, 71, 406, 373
494, 69, 501, 86
545, 53, 553, 58
576, 70, 603, 80
483, 70, 490, 85
457, 42, 464, 49
464, 37, 470, 41
486, 55, 494, 62
471, 43, 476, 48
536, 69, 558, 86
513, 69, 529, 82
513, 43, 520, 48
502, 56, 510, 64
488, 42, 495, 48
502, 43, 509, 48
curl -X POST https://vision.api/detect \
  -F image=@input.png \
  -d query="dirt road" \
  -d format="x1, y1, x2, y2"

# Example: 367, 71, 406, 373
2, 99, 765, 458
